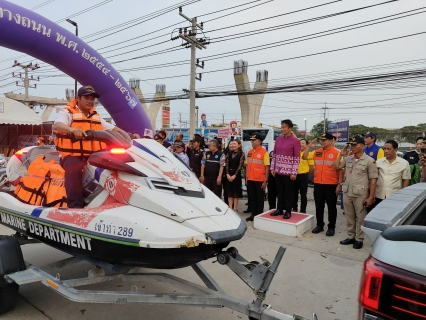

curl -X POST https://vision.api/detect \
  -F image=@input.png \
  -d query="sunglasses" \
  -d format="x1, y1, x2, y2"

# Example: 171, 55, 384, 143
175, 145, 183, 148
155, 138, 163, 141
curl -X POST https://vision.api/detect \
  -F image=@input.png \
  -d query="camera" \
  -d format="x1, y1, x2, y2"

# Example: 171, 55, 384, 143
422, 148, 426, 154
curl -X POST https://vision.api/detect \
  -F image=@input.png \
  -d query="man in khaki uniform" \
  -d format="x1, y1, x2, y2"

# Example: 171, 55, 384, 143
333, 135, 378, 249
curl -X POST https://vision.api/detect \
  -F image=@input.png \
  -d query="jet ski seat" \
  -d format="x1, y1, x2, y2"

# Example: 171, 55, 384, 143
21, 146, 60, 169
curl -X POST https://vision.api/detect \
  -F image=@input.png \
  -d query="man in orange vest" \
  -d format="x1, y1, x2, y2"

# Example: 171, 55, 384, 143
245, 132, 270, 222
53, 85, 129, 208
303, 133, 341, 236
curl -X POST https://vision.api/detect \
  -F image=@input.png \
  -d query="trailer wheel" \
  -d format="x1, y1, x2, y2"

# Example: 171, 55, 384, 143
217, 252, 230, 265
0, 283, 19, 314
226, 247, 238, 259
0, 236, 25, 314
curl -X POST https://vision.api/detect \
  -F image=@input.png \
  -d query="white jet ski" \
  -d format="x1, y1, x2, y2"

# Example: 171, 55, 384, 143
0, 130, 246, 269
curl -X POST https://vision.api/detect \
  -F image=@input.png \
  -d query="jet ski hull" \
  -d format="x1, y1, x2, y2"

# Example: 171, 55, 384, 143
2, 135, 247, 269
0, 205, 244, 269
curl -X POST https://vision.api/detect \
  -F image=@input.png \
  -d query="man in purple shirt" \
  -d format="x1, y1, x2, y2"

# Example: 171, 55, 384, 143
270, 119, 301, 219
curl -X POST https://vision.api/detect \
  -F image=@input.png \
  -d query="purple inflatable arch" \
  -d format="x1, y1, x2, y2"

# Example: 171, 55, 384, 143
0, 0, 152, 136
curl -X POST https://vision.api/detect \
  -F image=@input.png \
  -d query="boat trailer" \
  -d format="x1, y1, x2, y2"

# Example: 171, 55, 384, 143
5, 243, 318, 320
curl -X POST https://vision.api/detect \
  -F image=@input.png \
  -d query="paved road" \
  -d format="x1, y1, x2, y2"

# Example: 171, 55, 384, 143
0, 193, 369, 320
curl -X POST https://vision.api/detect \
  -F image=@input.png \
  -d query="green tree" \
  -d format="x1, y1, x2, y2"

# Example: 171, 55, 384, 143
292, 123, 300, 137
310, 119, 331, 138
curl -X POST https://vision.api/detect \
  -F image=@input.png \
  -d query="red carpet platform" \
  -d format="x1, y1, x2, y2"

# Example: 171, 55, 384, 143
254, 210, 315, 237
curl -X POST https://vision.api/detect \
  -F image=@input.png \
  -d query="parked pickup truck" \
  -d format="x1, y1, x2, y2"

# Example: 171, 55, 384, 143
358, 183, 426, 320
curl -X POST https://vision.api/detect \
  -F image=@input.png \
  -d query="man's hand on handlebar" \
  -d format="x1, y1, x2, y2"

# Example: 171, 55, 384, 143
70, 128, 87, 139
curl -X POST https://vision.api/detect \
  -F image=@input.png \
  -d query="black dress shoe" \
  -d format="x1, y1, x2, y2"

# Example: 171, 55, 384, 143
340, 238, 356, 245
312, 226, 324, 234
353, 241, 363, 249
326, 229, 335, 237
245, 215, 254, 222
243, 208, 251, 213
270, 210, 282, 216
283, 212, 291, 219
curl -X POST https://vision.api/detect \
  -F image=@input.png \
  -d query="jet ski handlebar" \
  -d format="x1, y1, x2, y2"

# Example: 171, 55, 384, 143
68, 130, 132, 149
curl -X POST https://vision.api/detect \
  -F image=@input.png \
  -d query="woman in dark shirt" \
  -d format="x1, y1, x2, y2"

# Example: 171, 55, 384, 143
226, 139, 245, 212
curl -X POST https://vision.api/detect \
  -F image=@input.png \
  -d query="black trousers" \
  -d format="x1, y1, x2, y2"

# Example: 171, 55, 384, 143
204, 178, 222, 198
222, 175, 228, 204
267, 174, 277, 210
313, 183, 338, 229
61, 156, 87, 208
293, 173, 308, 213
367, 197, 384, 213
276, 174, 294, 214
192, 167, 201, 179
245, 179, 251, 209
247, 180, 264, 216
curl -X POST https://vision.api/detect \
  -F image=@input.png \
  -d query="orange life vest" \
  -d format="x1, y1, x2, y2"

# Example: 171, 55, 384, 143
43, 164, 68, 208
14, 156, 55, 205
246, 147, 268, 182
55, 100, 105, 158
313, 147, 340, 184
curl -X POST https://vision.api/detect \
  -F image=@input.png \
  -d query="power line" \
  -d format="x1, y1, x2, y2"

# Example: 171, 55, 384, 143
138, 68, 426, 102
31, 0, 55, 11
205, 0, 341, 25
113, 4, 423, 71
77, 0, 350, 66
197, 0, 263, 18
96, 0, 267, 55
82, 0, 198, 40
85, 0, 200, 43
126, 30, 426, 82
102, 0, 405, 65
210, 0, 402, 43
55, 0, 113, 24
203, 0, 274, 23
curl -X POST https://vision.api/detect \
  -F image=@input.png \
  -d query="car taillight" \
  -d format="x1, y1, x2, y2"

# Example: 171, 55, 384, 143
359, 255, 426, 320
360, 256, 383, 310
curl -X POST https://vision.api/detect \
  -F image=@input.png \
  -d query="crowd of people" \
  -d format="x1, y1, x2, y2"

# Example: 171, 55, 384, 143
152, 119, 423, 250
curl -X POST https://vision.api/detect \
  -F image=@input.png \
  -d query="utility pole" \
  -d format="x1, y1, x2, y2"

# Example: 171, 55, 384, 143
195, 106, 199, 128
179, 113, 182, 128
222, 113, 225, 126
12, 60, 40, 107
322, 103, 328, 133
304, 118, 307, 139
171, 7, 209, 139
66, 19, 78, 97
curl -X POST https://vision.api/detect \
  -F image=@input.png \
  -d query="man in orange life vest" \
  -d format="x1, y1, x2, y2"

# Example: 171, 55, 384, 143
303, 133, 341, 236
53, 85, 128, 208
245, 132, 270, 222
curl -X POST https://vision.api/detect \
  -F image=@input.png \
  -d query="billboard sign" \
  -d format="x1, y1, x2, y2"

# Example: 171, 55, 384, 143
161, 100, 170, 128
327, 120, 349, 143
218, 128, 230, 139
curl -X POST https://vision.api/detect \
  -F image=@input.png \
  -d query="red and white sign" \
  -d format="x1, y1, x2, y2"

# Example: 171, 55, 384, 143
218, 128, 230, 139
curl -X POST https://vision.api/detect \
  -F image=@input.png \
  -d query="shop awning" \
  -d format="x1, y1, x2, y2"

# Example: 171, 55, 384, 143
0, 96, 42, 125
